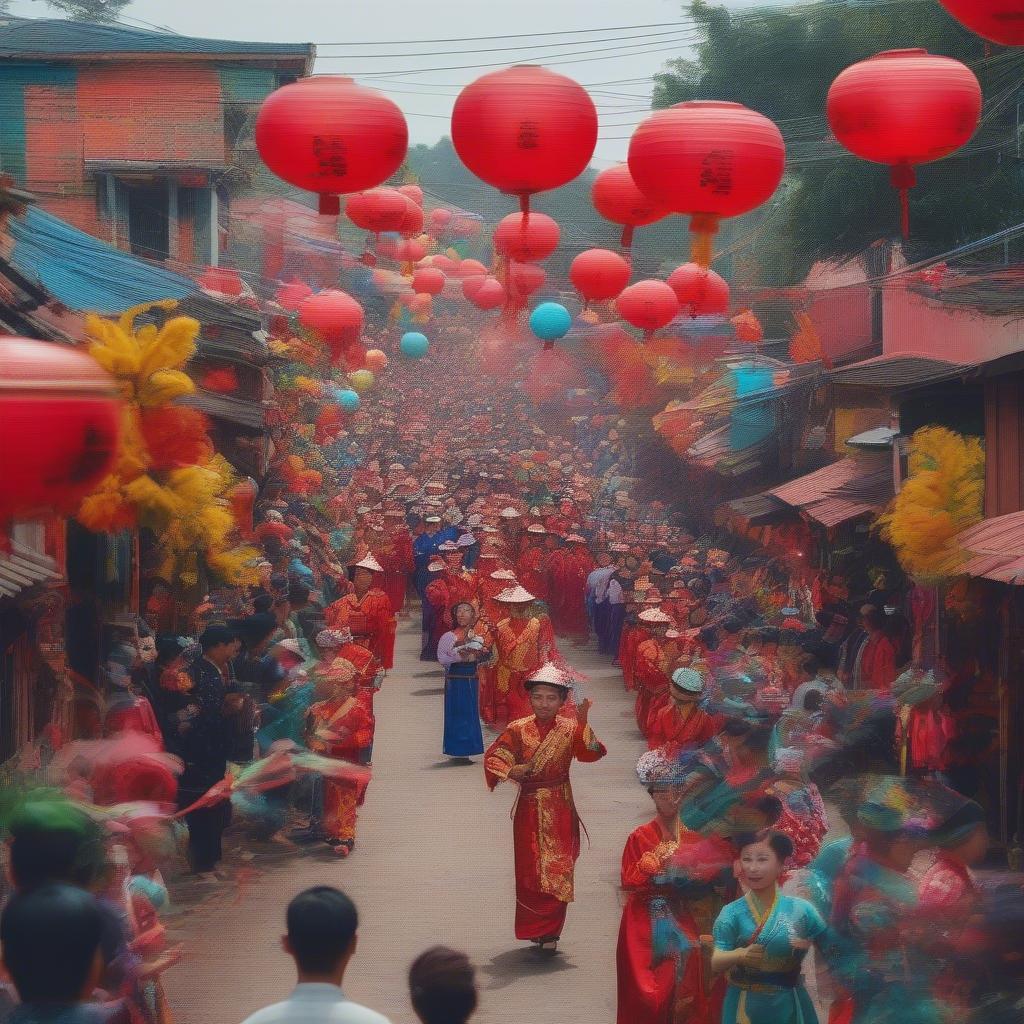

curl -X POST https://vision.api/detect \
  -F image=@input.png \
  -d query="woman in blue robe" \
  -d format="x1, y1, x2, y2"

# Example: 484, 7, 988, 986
712, 829, 827, 1024
436, 601, 490, 760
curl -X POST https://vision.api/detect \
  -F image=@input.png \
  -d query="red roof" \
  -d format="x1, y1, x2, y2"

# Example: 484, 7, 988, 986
770, 457, 892, 528
955, 511, 1024, 584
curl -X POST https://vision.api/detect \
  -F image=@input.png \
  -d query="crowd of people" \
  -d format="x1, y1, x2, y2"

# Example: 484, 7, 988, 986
1, 312, 1021, 1024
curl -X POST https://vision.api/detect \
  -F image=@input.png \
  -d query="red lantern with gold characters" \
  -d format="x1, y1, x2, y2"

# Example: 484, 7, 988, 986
255, 76, 409, 215
493, 212, 560, 263
628, 101, 785, 266
938, 0, 1024, 45
827, 50, 981, 236
591, 163, 667, 249
0, 337, 122, 524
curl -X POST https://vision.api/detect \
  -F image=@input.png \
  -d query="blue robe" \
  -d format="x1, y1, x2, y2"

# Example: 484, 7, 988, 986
712, 891, 826, 1024
413, 531, 442, 597
443, 661, 484, 757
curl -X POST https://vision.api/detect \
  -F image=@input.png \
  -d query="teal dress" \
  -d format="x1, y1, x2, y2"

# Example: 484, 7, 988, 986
712, 891, 826, 1024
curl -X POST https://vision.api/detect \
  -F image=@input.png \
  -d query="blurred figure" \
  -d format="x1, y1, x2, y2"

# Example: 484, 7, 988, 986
408, 947, 477, 1024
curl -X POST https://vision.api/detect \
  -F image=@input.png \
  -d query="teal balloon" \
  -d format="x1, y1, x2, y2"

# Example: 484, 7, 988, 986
400, 332, 430, 358
530, 302, 572, 341
335, 388, 361, 412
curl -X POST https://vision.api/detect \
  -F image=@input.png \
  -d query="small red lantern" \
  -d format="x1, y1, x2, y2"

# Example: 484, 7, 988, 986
274, 278, 312, 312
298, 289, 364, 350
628, 101, 785, 266
399, 183, 424, 207
507, 262, 546, 303
396, 238, 427, 264
428, 208, 453, 231
346, 188, 408, 234
451, 65, 598, 212
827, 50, 982, 237
431, 254, 458, 274
399, 198, 425, 237
570, 248, 632, 302
493, 211, 560, 263
591, 163, 667, 249
452, 215, 482, 239
255, 76, 409, 215
228, 476, 259, 540
667, 263, 730, 318
0, 337, 121, 523
938, 0, 1024, 45
453, 258, 488, 280
412, 266, 446, 295
616, 280, 680, 337
466, 277, 506, 310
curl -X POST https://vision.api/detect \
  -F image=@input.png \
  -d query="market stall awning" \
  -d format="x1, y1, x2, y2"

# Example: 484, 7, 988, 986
829, 352, 973, 391
769, 456, 893, 528
718, 492, 789, 526
953, 511, 1024, 585
182, 390, 265, 429
0, 543, 60, 599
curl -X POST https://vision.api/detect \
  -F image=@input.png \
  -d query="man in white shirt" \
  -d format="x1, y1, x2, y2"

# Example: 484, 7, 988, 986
240, 887, 390, 1024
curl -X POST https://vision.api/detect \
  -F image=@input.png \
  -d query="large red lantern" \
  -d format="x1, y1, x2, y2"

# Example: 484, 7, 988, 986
298, 289, 364, 350
466, 277, 506, 310
667, 263, 730, 318
399, 198, 424, 237
255, 76, 409, 215
453, 259, 488, 280
591, 164, 668, 249
493, 212, 560, 263
412, 266, 446, 295
628, 101, 785, 266
451, 65, 598, 212
570, 248, 632, 302
938, 0, 1024, 45
827, 50, 982, 237
345, 188, 408, 234
274, 278, 312, 311
0, 337, 121, 523
399, 184, 423, 207
616, 280, 680, 337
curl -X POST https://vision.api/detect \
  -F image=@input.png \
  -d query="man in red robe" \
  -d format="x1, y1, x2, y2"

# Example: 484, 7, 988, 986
492, 586, 555, 724
633, 608, 676, 738
647, 667, 721, 754
546, 534, 593, 642
516, 526, 550, 603
379, 508, 414, 616
854, 604, 899, 690
325, 554, 396, 670
485, 663, 606, 952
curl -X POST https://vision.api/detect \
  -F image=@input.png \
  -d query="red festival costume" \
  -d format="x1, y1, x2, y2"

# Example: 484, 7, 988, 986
325, 589, 396, 670
493, 615, 555, 723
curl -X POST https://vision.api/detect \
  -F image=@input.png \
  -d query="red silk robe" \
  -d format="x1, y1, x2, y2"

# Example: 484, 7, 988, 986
332, 642, 379, 736
647, 702, 720, 754
617, 820, 711, 1024
325, 589, 396, 670
379, 529, 414, 613
307, 696, 373, 842
634, 636, 673, 737
493, 615, 555, 722
619, 623, 645, 691
485, 714, 606, 940
547, 549, 592, 638
516, 545, 549, 602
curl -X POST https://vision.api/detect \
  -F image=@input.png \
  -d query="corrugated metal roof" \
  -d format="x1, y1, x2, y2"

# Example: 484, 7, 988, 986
9, 205, 197, 313
0, 16, 312, 60
724, 492, 788, 524
0, 543, 60, 598
955, 511, 1024, 585
770, 457, 893, 528
829, 352, 973, 391
182, 389, 265, 429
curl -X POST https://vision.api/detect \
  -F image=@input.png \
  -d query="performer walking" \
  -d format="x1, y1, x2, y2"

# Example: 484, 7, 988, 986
436, 601, 491, 761
484, 663, 606, 952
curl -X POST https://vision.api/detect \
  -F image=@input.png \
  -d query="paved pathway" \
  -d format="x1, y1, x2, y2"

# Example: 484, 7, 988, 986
164, 613, 649, 1024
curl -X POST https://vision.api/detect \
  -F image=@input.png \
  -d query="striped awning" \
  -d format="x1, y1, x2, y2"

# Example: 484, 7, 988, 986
770, 457, 893, 528
954, 511, 1024, 585
0, 544, 60, 598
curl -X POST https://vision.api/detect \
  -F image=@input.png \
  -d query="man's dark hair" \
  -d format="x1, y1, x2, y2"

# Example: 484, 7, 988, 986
252, 593, 274, 614
8, 802, 104, 890
286, 886, 358, 974
1, 885, 103, 1003
199, 624, 235, 652
863, 607, 887, 632
287, 583, 311, 608
409, 946, 478, 1024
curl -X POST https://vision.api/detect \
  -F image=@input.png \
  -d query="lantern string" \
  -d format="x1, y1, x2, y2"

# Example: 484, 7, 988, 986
620, 224, 634, 252
890, 164, 917, 240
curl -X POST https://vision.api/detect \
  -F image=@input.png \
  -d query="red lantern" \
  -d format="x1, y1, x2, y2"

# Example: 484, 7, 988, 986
345, 188, 408, 234
452, 215, 482, 238
298, 289, 364, 349
399, 183, 424, 207
732, 309, 764, 344
0, 337, 121, 523
453, 258, 488, 280
467, 277, 506, 310
428, 208, 453, 231
591, 164, 668, 249
570, 248, 631, 302
451, 65, 598, 212
255, 76, 409, 215
412, 266, 446, 295
827, 50, 982, 237
396, 238, 427, 264
274, 278, 312, 312
938, 0, 1024, 45
507, 262, 546, 302
493, 212, 560, 262
399, 198, 424, 237
667, 263, 730, 318
197, 265, 242, 296
228, 476, 258, 540
628, 101, 785, 266
431, 254, 458, 274
616, 280, 680, 337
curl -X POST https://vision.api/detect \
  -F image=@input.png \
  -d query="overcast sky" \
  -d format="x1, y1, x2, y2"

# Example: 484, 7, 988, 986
12, 0, 758, 164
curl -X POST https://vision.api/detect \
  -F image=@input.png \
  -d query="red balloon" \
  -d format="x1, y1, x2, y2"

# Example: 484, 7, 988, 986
255, 76, 409, 214
628, 101, 785, 265
399, 183, 424, 207
345, 188, 408, 233
298, 289, 364, 347
399, 198, 425, 236
827, 49, 981, 235
451, 66, 598, 205
493, 211, 560, 262
468, 277, 506, 310
412, 266, 446, 295
592, 164, 667, 247
616, 280, 680, 335
938, 0, 1024, 45
667, 263, 730, 318
570, 248, 631, 302
453, 258, 488, 280
198, 265, 242, 296
508, 261, 546, 299
275, 278, 312, 311
0, 337, 121, 522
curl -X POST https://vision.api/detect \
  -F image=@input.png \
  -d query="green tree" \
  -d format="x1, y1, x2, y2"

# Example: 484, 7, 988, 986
654, 0, 1024, 284
32, 0, 132, 23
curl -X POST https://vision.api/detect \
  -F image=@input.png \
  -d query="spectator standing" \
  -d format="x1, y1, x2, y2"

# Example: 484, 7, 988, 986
408, 947, 477, 1024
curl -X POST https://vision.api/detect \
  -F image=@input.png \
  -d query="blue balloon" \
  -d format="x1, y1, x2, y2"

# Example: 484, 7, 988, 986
335, 388, 361, 412
400, 332, 430, 358
530, 302, 572, 341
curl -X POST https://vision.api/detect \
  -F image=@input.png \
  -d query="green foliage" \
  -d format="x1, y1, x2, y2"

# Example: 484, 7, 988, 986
32, 0, 131, 22
655, 0, 1024, 283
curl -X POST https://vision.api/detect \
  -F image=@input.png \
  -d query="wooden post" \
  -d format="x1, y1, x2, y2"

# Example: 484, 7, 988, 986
166, 177, 179, 262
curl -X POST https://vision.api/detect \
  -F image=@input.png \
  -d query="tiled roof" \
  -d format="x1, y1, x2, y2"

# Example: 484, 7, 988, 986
954, 511, 1024, 585
829, 352, 972, 391
770, 457, 893, 528
0, 16, 312, 60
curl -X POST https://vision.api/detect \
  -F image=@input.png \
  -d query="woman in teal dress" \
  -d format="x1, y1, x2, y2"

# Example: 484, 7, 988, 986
711, 829, 827, 1024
